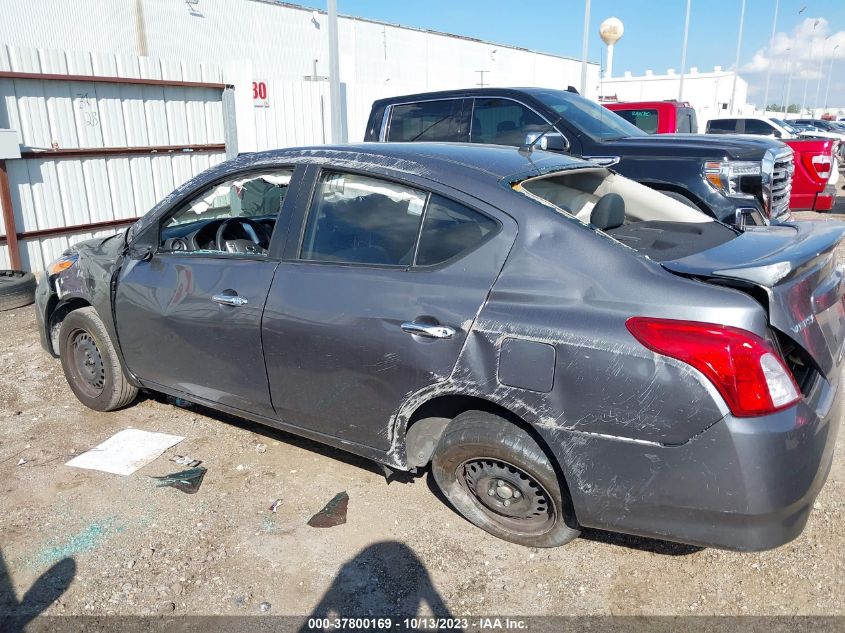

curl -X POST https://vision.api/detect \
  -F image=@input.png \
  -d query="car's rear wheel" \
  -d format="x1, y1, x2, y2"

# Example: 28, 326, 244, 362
431, 411, 580, 548
59, 307, 138, 411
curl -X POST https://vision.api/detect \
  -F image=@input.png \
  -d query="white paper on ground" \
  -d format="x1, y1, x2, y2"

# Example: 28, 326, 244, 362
65, 429, 184, 476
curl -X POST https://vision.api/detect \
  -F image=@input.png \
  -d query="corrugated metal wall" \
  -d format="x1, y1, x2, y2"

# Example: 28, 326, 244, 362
0, 44, 227, 271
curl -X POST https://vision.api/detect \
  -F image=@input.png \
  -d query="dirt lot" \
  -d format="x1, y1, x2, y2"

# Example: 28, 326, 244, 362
1, 181, 844, 623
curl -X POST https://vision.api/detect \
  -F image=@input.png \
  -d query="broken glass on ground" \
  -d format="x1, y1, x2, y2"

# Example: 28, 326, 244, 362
150, 467, 207, 494
307, 491, 349, 528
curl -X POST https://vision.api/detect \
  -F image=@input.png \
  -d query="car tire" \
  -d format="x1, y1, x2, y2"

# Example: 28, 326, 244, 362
0, 270, 36, 311
431, 410, 580, 548
58, 307, 138, 411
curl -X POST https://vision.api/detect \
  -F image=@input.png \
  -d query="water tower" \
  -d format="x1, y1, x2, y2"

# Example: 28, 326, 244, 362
599, 17, 624, 79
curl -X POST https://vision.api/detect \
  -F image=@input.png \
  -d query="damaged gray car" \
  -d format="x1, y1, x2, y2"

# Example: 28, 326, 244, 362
35, 143, 843, 551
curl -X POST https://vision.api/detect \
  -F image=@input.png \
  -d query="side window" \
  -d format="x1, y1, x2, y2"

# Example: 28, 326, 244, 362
160, 170, 293, 255
744, 119, 776, 136
471, 98, 548, 146
676, 111, 691, 133
707, 119, 736, 133
300, 172, 427, 266
387, 99, 467, 142
415, 195, 498, 266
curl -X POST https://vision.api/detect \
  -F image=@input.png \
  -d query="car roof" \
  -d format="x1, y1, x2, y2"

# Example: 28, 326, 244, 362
238, 142, 590, 184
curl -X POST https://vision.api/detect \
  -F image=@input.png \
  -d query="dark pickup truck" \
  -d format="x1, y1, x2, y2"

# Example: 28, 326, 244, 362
364, 87, 793, 226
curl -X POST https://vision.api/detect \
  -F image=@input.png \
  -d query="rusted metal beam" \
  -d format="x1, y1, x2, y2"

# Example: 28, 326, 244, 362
20, 144, 225, 159
0, 160, 21, 268
0, 70, 230, 90
0, 217, 139, 245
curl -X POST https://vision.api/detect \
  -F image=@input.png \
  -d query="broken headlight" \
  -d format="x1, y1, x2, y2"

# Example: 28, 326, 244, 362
47, 254, 78, 276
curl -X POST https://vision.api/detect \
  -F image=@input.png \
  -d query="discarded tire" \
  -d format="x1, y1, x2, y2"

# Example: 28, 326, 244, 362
0, 270, 36, 311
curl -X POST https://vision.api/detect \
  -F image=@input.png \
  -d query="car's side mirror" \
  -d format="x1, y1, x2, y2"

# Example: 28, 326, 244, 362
523, 131, 569, 152
773, 130, 782, 138
128, 244, 154, 261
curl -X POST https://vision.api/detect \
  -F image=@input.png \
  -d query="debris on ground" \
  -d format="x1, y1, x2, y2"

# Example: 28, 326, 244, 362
259, 601, 271, 612
65, 429, 184, 476
269, 499, 282, 513
170, 454, 202, 467
17, 457, 27, 466
150, 467, 207, 494
307, 491, 349, 528
255, 443, 267, 454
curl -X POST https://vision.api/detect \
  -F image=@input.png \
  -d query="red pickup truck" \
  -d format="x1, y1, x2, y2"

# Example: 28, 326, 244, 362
604, 101, 837, 212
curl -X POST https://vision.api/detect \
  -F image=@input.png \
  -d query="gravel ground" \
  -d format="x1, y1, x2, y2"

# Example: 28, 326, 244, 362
1, 177, 844, 621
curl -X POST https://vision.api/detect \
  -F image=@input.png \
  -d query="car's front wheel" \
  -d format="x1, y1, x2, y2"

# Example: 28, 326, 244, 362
431, 411, 580, 548
59, 307, 138, 411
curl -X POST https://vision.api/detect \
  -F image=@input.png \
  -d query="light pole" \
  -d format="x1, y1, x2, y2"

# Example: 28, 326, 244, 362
678, 0, 691, 101
762, 0, 779, 112
580, 0, 591, 95
782, 47, 794, 116
801, 20, 819, 117
729, 0, 746, 114
824, 44, 840, 112
816, 36, 831, 112
327, 0, 343, 142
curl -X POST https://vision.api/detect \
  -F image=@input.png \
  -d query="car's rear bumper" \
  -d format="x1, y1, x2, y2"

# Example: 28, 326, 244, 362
552, 369, 841, 551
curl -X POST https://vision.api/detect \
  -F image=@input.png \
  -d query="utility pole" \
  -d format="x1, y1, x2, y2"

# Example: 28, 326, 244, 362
327, 0, 343, 143
729, 0, 746, 114
580, 0, 591, 95
762, 0, 779, 112
678, 0, 691, 101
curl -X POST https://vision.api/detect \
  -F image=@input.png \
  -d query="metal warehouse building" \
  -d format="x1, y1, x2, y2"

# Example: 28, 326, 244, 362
0, 0, 598, 271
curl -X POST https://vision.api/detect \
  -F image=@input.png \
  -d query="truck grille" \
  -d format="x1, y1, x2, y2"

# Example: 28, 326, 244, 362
770, 151, 794, 219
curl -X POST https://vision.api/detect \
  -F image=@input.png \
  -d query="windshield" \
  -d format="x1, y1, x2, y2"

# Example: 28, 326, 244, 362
772, 118, 797, 134
526, 89, 647, 141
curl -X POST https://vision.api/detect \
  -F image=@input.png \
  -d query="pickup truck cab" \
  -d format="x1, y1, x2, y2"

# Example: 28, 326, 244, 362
603, 100, 698, 134
365, 88, 792, 226
706, 117, 839, 212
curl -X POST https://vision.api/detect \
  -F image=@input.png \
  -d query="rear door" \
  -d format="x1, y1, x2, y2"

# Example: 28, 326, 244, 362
262, 167, 516, 449
662, 222, 845, 378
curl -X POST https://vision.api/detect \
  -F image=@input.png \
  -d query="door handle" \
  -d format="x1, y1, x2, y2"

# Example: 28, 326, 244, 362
212, 293, 248, 307
401, 321, 455, 339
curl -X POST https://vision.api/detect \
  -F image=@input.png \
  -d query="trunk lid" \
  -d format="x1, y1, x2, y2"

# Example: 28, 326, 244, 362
662, 221, 845, 378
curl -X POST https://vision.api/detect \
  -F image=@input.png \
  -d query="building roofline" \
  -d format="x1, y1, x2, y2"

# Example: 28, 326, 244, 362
248, 0, 595, 66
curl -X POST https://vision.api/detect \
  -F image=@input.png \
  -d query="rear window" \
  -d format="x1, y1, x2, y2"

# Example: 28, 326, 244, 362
677, 109, 697, 133
614, 108, 659, 134
387, 99, 467, 142
707, 119, 737, 133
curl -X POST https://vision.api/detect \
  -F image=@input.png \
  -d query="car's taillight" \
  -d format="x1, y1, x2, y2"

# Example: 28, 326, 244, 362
807, 153, 833, 180
626, 317, 801, 417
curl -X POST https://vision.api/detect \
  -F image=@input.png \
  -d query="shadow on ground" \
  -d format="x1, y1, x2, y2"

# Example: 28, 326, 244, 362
0, 550, 76, 633
301, 541, 452, 629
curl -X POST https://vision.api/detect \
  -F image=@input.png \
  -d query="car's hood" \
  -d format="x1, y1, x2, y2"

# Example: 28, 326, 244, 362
663, 221, 845, 377
597, 133, 785, 160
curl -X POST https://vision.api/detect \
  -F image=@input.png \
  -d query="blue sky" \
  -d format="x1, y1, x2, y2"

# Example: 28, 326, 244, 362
294, 1, 845, 108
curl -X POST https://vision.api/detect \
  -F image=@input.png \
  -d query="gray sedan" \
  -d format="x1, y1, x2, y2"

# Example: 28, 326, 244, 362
35, 143, 843, 550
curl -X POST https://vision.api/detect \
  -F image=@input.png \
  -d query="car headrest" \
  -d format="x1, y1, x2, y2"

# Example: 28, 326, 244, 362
590, 193, 625, 231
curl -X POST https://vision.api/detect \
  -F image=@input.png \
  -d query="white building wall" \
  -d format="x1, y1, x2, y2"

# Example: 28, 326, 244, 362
601, 68, 754, 129
0, 0, 600, 143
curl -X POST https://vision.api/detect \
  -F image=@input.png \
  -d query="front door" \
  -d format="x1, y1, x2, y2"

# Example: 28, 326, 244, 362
262, 169, 516, 449
115, 167, 296, 417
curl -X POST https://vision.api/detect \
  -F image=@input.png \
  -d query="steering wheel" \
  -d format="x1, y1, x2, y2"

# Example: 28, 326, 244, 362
215, 217, 272, 254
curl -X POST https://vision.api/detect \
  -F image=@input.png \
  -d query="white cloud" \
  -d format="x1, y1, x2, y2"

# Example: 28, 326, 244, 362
741, 18, 845, 108
741, 18, 845, 79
